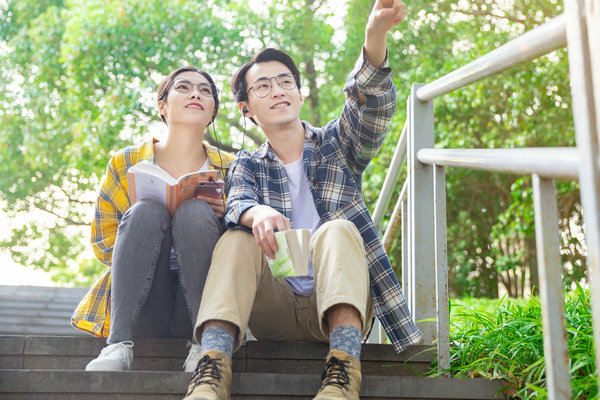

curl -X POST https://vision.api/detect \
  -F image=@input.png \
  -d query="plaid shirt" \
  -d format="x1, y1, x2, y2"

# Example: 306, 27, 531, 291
72, 139, 234, 337
224, 49, 422, 353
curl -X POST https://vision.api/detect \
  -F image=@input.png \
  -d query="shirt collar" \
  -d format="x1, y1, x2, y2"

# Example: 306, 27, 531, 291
149, 137, 232, 170
256, 122, 319, 161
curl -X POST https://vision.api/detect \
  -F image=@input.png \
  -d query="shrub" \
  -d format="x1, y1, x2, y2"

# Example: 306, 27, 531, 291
431, 286, 597, 399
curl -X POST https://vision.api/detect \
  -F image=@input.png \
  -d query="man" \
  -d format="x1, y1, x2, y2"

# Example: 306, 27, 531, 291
184, 1, 422, 399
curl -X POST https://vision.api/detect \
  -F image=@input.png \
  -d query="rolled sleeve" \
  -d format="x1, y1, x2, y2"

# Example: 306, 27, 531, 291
337, 47, 397, 175
224, 152, 262, 227
347, 47, 392, 93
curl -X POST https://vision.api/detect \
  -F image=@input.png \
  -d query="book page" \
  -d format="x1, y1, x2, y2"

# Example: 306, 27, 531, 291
170, 171, 219, 208
128, 171, 168, 205
128, 160, 177, 185
128, 164, 218, 215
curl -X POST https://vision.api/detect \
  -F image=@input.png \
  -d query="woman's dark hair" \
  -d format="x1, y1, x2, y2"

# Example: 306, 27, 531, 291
231, 48, 301, 104
157, 66, 219, 125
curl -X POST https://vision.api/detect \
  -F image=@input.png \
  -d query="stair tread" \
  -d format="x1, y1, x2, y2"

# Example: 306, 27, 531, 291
0, 285, 88, 298
1, 335, 435, 362
0, 369, 506, 399
0, 334, 505, 399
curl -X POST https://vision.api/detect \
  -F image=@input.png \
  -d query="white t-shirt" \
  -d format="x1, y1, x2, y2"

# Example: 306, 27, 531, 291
283, 158, 321, 295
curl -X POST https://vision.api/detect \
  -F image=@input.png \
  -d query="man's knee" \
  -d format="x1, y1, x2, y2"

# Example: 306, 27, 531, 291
313, 219, 360, 238
311, 220, 363, 255
214, 229, 262, 261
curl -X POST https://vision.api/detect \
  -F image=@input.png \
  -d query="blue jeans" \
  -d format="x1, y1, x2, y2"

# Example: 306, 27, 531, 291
107, 198, 223, 344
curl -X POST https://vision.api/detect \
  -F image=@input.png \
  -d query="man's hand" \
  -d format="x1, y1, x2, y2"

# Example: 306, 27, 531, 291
367, 0, 407, 35
365, 0, 407, 67
240, 205, 291, 259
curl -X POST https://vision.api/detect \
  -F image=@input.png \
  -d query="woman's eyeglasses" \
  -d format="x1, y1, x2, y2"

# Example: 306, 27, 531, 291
173, 79, 218, 97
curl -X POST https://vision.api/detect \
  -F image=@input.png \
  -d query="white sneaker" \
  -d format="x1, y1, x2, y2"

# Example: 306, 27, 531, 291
85, 341, 134, 371
183, 343, 202, 373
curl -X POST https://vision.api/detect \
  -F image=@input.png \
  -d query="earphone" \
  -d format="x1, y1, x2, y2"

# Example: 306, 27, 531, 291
242, 107, 248, 114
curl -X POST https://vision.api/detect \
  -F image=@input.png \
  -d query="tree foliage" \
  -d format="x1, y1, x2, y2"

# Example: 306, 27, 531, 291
0, 0, 586, 294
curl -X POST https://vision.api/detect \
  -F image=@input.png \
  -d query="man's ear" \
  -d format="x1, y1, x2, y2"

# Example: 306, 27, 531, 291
298, 90, 304, 105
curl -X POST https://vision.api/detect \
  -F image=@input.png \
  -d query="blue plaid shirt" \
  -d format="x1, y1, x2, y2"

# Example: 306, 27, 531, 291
224, 49, 423, 353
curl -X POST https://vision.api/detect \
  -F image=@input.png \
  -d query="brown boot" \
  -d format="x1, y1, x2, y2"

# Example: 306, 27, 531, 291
313, 350, 361, 400
183, 350, 232, 400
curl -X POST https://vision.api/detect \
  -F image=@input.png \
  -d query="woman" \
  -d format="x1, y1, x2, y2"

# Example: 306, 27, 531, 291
72, 66, 234, 372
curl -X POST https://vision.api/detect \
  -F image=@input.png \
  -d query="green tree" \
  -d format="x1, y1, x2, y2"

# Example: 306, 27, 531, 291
361, 0, 584, 297
0, 0, 586, 295
0, 0, 342, 285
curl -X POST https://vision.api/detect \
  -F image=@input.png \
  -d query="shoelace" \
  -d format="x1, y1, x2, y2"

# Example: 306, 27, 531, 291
186, 354, 224, 395
320, 356, 350, 389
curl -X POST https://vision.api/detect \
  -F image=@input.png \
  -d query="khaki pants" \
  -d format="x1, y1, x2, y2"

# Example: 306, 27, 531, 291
194, 220, 373, 351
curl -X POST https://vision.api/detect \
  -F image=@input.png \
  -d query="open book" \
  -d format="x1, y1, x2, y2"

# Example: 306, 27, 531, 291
127, 160, 223, 216
267, 229, 311, 277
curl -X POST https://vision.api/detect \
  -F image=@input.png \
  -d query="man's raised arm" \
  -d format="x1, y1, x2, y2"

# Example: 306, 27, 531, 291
364, 0, 407, 68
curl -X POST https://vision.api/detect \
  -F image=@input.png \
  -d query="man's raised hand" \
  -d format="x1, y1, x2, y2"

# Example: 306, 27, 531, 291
368, 0, 407, 35
364, 0, 407, 68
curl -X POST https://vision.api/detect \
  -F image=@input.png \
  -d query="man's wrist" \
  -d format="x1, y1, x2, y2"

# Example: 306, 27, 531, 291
239, 206, 256, 228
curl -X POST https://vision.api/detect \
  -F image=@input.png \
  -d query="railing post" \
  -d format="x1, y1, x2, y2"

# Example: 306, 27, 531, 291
532, 175, 572, 400
565, 0, 600, 392
402, 196, 409, 309
408, 83, 436, 343
434, 165, 450, 373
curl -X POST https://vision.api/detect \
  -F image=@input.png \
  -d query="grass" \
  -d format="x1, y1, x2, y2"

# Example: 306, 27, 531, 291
429, 286, 597, 399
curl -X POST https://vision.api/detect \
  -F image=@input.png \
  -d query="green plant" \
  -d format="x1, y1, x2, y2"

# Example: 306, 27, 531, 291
431, 288, 597, 399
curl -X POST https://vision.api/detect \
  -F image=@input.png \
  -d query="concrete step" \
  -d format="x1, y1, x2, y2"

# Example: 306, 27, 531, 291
0, 335, 435, 376
0, 307, 75, 318
0, 285, 87, 336
0, 335, 505, 399
0, 370, 506, 399
0, 297, 82, 311
0, 324, 85, 337
0, 285, 88, 299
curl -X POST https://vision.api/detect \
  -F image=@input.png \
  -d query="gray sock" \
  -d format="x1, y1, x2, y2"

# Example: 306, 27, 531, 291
329, 325, 362, 359
201, 326, 234, 359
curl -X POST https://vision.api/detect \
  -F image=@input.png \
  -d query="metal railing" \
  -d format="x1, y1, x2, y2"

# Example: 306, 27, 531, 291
371, 0, 600, 398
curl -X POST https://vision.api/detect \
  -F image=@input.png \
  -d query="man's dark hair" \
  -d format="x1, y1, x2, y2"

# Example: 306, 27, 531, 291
231, 48, 302, 104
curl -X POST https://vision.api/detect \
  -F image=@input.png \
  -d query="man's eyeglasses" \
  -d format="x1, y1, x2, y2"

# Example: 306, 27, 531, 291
173, 79, 217, 97
247, 74, 297, 98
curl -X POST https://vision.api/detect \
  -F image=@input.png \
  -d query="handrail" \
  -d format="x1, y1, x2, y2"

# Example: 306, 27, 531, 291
416, 14, 567, 101
382, 179, 407, 251
379, 2, 600, 397
417, 147, 579, 179
372, 123, 407, 231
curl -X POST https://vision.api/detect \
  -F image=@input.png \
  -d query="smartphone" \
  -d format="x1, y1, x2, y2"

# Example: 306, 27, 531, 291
194, 180, 225, 198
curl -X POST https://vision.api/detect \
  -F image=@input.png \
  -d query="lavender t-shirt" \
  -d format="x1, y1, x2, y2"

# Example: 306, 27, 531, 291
282, 158, 321, 295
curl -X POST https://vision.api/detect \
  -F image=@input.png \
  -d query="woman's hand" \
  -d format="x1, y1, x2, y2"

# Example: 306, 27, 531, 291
195, 195, 226, 218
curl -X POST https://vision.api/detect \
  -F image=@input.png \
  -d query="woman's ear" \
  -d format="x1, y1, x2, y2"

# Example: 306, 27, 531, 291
158, 101, 167, 115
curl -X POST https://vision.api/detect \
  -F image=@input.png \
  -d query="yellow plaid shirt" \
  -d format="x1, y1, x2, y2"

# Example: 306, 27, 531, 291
71, 139, 234, 337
